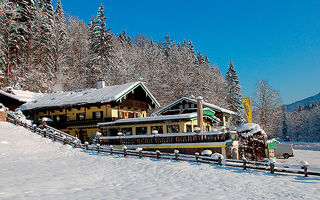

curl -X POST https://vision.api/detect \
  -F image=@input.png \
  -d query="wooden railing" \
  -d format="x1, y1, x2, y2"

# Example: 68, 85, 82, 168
6, 113, 320, 177
98, 133, 225, 146
119, 99, 147, 109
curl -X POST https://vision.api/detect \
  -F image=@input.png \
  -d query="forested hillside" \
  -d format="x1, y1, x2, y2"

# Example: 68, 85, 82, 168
0, 0, 241, 111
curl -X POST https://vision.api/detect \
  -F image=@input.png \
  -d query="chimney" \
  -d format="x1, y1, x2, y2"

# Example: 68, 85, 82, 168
97, 81, 105, 89
196, 96, 204, 132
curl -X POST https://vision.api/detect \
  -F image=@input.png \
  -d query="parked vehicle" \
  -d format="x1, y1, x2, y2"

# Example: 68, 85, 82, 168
276, 142, 294, 159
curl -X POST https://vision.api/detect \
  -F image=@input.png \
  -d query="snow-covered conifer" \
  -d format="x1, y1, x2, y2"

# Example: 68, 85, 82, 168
225, 60, 243, 125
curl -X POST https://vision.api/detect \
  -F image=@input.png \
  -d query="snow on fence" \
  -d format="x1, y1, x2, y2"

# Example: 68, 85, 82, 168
6, 114, 320, 177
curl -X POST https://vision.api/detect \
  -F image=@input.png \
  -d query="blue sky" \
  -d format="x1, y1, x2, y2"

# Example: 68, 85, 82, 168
53, 0, 320, 104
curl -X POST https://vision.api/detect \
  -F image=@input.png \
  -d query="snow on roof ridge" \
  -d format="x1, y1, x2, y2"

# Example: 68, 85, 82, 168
19, 81, 159, 111
98, 112, 198, 126
153, 97, 235, 115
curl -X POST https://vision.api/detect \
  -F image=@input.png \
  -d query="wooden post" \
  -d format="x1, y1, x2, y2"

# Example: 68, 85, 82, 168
218, 156, 222, 166
300, 161, 309, 177
195, 152, 199, 162
270, 162, 275, 174
304, 166, 308, 177
33, 125, 37, 133
243, 158, 247, 170
85, 142, 89, 150
139, 150, 142, 159
110, 145, 113, 155
97, 144, 100, 153
174, 149, 179, 160
156, 150, 160, 159
123, 146, 127, 157
196, 96, 204, 132
53, 134, 56, 141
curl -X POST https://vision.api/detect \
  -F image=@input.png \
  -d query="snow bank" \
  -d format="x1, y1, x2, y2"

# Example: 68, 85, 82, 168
211, 152, 224, 159
1, 122, 320, 200
237, 123, 267, 138
201, 150, 212, 156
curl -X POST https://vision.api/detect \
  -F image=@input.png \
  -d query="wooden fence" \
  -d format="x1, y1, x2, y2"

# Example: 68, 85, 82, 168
6, 113, 320, 177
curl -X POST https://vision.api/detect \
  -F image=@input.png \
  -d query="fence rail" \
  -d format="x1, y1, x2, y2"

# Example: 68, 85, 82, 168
6, 114, 320, 177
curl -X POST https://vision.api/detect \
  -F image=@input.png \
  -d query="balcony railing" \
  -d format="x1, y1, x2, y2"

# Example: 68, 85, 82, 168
120, 99, 147, 109
55, 118, 113, 129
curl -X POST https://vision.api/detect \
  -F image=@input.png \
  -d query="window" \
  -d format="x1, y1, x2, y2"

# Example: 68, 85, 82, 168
66, 114, 70, 121
206, 126, 210, 132
151, 126, 163, 134
121, 128, 132, 135
167, 125, 179, 133
76, 113, 85, 120
225, 116, 229, 122
179, 105, 183, 109
128, 112, 134, 118
186, 125, 192, 132
185, 104, 189, 109
135, 112, 140, 118
136, 127, 147, 135
93, 111, 103, 119
191, 104, 195, 108
119, 111, 124, 119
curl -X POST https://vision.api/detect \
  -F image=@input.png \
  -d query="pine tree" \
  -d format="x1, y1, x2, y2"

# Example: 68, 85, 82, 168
225, 60, 243, 125
52, 0, 68, 91
95, 3, 113, 63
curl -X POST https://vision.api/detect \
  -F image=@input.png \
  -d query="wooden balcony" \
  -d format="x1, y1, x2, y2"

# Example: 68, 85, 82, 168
120, 99, 147, 109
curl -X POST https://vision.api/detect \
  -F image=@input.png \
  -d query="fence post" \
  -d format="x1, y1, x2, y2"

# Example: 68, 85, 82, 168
96, 144, 100, 153
33, 125, 37, 133
110, 145, 113, 155
85, 142, 89, 150
269, 158, 275, 174
174, 149, 179, 160
300, 161, 309, 177
43, 129, 47, 138
156, 150, 160, 159
136, 148, 143, 159
218, 156, 222, 166
123, 146, 127, 157
53, 133, 56, 141
270, 162, 275, 174
63, 136, 67, 145
195, 152, 199, 162
242, 157, 247, 170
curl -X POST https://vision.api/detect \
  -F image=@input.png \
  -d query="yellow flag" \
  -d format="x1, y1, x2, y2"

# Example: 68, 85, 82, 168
242, 97, 252, 123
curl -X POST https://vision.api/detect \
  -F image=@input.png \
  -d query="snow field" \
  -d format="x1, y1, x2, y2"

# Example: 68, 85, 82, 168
1, 122, 320, 200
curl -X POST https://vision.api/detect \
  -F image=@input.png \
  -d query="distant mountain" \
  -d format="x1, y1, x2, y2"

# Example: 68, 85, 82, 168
286, 92, 320, 112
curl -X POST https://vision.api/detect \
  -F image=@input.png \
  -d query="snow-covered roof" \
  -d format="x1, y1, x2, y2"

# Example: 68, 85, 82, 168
237, 123, 267, 138
152, 97, 235, 115
19, 82, 160, 111
98, 111, 221, 127
0, 87, 43, 102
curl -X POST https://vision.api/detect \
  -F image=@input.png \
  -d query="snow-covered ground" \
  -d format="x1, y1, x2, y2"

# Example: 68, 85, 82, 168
1, 122, 320, 200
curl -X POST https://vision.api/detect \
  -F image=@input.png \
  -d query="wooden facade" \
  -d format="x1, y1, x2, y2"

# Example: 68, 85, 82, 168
21, 82, 160, 143
152, 97, 235, 126
98, 110, 218, 137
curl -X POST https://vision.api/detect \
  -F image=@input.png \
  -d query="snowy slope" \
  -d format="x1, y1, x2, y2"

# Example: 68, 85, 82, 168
1, 122, 320, 200
286, 92, 320, 111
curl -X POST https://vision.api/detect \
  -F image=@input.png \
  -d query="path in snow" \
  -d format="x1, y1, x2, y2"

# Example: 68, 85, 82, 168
1, 122, 320, 200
